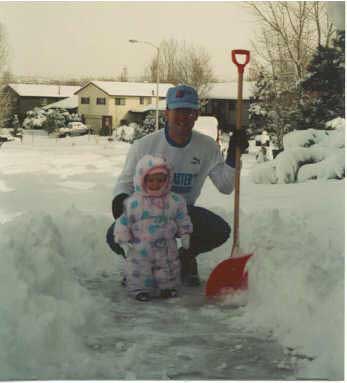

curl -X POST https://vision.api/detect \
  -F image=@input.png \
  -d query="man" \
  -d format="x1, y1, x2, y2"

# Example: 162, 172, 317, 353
106, 84, 249, 286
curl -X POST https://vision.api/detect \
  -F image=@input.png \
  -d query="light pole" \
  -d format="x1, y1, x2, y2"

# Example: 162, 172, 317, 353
129, 39, 160, 130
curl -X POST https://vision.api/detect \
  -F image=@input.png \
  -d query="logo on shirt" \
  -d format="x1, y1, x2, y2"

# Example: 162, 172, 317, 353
191, 156, 201, 165
171, 172, 193, 194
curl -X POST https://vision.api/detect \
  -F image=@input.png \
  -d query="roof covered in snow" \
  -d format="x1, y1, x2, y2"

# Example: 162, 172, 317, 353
8, 83, 81, 98
76, 81, 174, 97
42, 95, 78, 110
206, 81, 256, 100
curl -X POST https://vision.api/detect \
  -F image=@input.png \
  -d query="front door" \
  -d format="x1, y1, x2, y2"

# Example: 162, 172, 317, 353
102, 115, 113, 135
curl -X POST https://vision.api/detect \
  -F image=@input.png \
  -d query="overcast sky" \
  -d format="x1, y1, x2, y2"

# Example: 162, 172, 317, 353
0, 1, 344, 82
0, 1, 259, 81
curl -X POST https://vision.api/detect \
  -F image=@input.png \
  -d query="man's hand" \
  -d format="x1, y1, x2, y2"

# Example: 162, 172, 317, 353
112, 193, 129, 220
226, 130, 249, 167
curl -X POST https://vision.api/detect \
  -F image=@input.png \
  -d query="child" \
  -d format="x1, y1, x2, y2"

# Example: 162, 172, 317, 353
114, 154, 193, 302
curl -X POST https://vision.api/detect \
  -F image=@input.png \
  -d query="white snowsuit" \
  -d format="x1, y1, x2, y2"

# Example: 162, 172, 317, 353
114, 155, 193, 297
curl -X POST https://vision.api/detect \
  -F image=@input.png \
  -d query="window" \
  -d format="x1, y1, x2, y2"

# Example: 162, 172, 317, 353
139, 96, 151, 105
115, 98, 126, 105
81, 97, 90, 104
96, 97, 106, 105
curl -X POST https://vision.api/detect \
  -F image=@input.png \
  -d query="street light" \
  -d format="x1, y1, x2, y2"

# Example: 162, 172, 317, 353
129, 39, 160, 130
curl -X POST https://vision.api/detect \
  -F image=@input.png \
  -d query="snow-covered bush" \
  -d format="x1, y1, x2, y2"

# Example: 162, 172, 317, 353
22, 108, 47, 130
45, 109, 66, 134
113, 123, 138, 143
251, 118, 345, 184
22, 108, 82, 134
133, 111, 165, 140
283, 129, 329, 149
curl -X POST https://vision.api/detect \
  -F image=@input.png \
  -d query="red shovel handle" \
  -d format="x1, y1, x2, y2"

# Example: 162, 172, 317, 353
231, 49, 250, 74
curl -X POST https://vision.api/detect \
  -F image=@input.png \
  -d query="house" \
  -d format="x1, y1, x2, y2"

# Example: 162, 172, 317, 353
202, 82, 255, 132
74, 81, 173, 133
5, 83, 80, 123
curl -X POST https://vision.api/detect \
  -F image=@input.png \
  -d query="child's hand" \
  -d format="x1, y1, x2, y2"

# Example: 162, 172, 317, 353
181, 234, 190, 250
121, 243, 133, 254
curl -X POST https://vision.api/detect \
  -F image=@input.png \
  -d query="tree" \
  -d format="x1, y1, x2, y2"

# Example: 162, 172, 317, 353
292, 30, 345, 130
247, 2, 339, 147
118, 66, 128, 82
248, 2, 336, 82
145, 39, 215, 99
10, 114, 21, 136
0, 23, 11, 132
249, 72, 298, 149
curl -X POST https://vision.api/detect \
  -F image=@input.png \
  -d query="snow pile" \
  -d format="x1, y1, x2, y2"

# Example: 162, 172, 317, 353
230, 207, 344, 380
0, 208, 133, 379
251, 118, 345, 183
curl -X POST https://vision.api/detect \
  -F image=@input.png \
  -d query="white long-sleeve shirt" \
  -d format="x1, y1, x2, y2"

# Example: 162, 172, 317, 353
113, 127, 235, 205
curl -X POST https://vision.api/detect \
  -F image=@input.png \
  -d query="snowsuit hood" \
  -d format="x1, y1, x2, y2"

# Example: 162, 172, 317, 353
134, 155, 173, 197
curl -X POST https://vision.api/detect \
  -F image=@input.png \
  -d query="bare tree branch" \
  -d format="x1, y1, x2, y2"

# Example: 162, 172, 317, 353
144, 39, 215, 97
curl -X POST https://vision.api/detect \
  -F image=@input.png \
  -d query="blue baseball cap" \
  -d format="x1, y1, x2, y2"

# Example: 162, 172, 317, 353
166, 85, 200, 110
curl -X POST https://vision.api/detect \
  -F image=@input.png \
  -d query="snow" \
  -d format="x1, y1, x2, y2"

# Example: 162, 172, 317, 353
194, 116, 218, 140
43, 95, 78, 110
0, 131, 344, 380
251, 118, 345, 184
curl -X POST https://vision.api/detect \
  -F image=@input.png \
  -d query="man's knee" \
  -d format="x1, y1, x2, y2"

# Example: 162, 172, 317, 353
216, 218, 231, 246
187, 205, 231, 253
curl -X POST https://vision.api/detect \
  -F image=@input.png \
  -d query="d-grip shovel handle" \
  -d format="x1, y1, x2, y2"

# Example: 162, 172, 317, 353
231, 50, 250, 74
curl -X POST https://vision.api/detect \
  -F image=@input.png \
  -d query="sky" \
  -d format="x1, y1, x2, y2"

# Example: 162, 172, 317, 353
0, 1, 258, 81
0, 1, 344, 83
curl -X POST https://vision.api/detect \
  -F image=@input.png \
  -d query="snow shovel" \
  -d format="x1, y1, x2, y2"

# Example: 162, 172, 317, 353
205, 49, 253, 298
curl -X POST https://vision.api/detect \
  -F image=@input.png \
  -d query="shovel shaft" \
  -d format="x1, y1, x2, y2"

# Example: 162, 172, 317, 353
231, 50, 249, 253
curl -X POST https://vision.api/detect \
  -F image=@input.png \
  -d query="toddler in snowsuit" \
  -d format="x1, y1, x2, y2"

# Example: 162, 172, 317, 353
114, 154, 193, 302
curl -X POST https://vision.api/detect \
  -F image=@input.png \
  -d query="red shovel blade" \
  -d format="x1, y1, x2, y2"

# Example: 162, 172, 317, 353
205, 253, 253, 298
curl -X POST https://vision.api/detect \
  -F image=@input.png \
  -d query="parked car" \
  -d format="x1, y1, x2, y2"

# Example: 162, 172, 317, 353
58, 122, 90, 137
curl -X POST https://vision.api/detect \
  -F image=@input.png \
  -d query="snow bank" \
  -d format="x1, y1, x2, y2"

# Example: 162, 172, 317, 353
0, 208, 123, 379
282, 129, 328, 149
230, 207, 344, 380
251, 118, 345, 184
